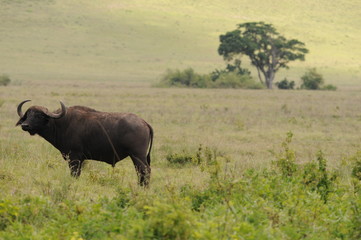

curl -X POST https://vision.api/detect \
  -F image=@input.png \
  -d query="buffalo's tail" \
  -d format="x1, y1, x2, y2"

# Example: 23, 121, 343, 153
146, 123, 154, 166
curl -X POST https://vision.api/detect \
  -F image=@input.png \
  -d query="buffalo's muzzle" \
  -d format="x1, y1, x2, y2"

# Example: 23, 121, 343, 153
21, 123, 30, 131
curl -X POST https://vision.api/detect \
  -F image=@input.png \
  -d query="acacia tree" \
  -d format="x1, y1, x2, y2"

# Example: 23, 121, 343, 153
218, 22, 309, 89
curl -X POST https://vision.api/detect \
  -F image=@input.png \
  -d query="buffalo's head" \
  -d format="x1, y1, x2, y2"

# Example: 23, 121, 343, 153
16, 100, 66, 135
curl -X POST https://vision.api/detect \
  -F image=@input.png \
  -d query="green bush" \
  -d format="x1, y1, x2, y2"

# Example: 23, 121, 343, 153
350, 151, 361, 181
314, 151, 333, 203
275, 78, 295, 89
303, 151, 335, 203
0, 74, 11, 86
300, 68, 336, 90
210, 72, 263, 89
271, 131, 297, 177
301, 68, 324, 90
156, 68, 210, 88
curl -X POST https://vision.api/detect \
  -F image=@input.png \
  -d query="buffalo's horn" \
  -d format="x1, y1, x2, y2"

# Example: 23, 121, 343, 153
17, 100, 31, 118
44, 101, 67, 119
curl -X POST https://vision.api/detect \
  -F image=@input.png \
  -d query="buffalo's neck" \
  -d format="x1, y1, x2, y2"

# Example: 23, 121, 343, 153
38, 119, 64, 151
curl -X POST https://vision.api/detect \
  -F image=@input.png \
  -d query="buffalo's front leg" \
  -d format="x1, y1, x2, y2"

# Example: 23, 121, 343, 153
68, 160, 83, 178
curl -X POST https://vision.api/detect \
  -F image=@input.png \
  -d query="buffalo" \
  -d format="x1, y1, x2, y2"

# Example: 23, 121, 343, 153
16, 100, 153, 186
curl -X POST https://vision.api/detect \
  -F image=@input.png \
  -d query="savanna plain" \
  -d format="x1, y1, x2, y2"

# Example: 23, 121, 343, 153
1, 0, 361, 239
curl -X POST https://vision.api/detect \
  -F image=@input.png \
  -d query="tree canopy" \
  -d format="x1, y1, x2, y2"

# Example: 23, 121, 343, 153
218, 22, 309, 89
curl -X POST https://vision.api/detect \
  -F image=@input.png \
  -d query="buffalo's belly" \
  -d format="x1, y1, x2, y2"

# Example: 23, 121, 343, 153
82, 148, 128, 165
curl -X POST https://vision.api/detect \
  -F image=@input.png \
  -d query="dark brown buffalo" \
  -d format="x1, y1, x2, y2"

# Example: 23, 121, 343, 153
16, 100, 153, 186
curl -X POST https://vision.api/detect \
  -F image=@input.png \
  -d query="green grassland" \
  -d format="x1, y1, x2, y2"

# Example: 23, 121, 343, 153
0, 0, 360, 87
1, 0, 361, 238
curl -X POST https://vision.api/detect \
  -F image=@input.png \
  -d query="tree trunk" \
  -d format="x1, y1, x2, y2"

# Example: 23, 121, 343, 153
256, 67, 264, 85
265, 70, 275, 89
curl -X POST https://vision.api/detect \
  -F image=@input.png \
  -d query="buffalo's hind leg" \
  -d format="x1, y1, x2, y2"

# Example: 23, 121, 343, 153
130, 155, 151, 187
68, 159, 83, 178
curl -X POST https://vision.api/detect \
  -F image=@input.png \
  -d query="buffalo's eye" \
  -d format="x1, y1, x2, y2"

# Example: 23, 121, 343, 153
39, 114, 49, 122
34, 112, 47, 119
38, 113, 47, 119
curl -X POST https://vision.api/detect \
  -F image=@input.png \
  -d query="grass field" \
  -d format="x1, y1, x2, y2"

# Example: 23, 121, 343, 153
1, 0, 361, 238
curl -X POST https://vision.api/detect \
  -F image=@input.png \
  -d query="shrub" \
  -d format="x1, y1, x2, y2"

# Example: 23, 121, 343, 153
272, 131, 297, 177
300, 68, 337, 91
0, 74, 11, 86
275, 78, 295, 89
156, 68, 210, 88
350, 151, 361, 181
300, 68, 324, 90
210, 72, 263, 89
302, 161, 320, 189
314, 151, 333, 203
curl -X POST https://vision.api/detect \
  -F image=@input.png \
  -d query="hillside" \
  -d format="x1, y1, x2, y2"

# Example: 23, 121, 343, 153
0, 0, 360, 87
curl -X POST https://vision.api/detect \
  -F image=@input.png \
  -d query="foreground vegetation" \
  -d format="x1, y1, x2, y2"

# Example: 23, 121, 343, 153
1, 133, 361, 239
